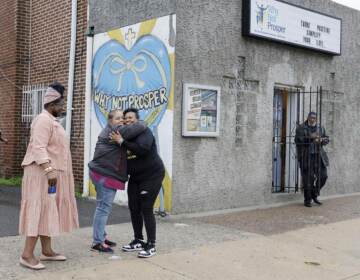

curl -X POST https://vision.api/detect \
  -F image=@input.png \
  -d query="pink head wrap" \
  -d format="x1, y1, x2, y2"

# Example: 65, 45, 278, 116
43, 87, 62, 105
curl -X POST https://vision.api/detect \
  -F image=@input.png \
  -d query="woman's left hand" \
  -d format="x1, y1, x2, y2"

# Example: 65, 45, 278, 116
110, 131, 124, 145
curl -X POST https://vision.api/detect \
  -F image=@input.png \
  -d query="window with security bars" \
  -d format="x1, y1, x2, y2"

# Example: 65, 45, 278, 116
22, 84, 46, 123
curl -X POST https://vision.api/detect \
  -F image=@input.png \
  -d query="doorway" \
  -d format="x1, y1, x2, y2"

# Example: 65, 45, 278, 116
272, 86, 324, 193
272, 87, 298, 192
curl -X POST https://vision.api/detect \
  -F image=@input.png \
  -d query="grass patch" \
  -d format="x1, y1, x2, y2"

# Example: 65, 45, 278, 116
74, 184, 84, 199
0, 177, 86, 199
75, 191, 83, 199
0, 176, 22, 186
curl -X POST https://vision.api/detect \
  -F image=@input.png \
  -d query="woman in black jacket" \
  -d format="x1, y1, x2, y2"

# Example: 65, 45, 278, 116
111, 108, 165, 258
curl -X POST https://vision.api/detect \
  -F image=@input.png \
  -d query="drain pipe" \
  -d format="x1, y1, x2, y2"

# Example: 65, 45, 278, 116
83, 23, 94, 197
65, 0, 77, 137
27, 0, 32, 84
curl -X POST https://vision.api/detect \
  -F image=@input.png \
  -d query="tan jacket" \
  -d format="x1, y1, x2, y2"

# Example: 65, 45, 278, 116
22, 110, 70, 170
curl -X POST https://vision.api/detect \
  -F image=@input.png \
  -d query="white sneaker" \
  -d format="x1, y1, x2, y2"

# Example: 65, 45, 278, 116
122, 239, 145, 252
138, 243, 156, 258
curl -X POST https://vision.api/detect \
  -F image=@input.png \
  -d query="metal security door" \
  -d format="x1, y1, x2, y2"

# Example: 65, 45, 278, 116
272, 87, 323, 193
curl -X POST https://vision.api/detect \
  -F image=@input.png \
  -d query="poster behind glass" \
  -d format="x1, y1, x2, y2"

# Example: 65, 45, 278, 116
182, 83, 220, 137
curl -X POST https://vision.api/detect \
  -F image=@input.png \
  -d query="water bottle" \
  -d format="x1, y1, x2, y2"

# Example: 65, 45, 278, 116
48, 185, 57, 197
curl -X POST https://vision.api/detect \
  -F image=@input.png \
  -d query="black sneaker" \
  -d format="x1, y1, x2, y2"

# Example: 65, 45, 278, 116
122, 239, 145, 252
304, 201, 312, 207
91, 243, 114, 253
138, 243, 156, 258
312, 197, 322, 205
104, 239, 117, 247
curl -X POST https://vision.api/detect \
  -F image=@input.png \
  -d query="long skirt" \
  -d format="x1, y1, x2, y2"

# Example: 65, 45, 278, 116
19, 164, 79, 237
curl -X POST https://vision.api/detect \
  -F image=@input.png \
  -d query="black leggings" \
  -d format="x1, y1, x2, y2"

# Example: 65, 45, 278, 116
127, 175, 163, 244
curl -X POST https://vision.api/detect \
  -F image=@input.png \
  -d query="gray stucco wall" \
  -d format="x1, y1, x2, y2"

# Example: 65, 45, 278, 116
90, 0, 360, 213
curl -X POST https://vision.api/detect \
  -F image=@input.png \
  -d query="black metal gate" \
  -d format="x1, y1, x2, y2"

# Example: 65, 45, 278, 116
272, 86, 323, 193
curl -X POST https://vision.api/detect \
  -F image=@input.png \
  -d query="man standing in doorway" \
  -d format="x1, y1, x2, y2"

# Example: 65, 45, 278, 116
295, 112, 329, 207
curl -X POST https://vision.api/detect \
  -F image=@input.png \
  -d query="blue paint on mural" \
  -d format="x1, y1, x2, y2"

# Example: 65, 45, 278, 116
92, 35, 171, 130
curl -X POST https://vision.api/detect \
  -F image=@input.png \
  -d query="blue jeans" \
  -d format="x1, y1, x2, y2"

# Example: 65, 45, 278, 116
92, 178, 117, 244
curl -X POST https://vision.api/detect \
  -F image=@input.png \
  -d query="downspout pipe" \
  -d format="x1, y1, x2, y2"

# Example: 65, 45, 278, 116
83, 24, 94, 197
65, 0, 77, 137
27, 0, 32, 85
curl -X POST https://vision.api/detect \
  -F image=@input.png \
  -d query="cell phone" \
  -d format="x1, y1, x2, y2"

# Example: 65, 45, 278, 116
48, 185, 57, 194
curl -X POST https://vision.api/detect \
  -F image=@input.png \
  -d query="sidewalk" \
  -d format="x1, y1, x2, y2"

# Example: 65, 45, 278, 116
1, 195, 360, 280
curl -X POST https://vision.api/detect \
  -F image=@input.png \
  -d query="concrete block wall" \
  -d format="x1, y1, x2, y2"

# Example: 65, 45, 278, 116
89, 0, 360, 213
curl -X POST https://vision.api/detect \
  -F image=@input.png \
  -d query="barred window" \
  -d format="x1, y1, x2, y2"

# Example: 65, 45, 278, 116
21, 84, 46, 123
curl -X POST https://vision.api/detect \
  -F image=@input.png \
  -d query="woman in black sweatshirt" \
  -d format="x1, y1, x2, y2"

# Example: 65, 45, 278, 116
111, 108, 165, 258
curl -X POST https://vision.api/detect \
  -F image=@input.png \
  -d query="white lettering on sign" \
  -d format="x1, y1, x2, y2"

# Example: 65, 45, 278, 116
245, 0, 341, 55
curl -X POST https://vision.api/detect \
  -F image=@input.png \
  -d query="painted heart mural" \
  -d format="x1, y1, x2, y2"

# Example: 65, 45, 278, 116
92, 35, 171, 129
87, 15, 176, 212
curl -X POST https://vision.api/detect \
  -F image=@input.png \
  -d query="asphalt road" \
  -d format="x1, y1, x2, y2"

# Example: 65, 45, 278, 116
0, 185, 131, 237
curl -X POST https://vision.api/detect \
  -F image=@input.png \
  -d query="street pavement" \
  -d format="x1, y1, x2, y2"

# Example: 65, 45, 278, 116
0, 192, 360, 280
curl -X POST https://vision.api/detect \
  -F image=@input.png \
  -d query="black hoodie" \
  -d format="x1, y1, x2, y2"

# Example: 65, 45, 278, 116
123, 127, 165, 181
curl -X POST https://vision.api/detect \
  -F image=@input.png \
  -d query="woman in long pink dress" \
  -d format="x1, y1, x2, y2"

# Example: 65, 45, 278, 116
19, 82, 79, 270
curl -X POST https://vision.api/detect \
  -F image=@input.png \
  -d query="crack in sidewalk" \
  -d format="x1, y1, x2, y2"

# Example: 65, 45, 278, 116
146, 259, 196, 280
339, 272, 360, 280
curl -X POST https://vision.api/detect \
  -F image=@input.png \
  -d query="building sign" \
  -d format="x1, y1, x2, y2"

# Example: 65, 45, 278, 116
242, 0, 342, 55
89, 14, 176, 211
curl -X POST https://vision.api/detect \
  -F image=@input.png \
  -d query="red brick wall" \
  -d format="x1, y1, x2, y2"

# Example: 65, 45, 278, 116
0, 0, 87, 185
0, 0, 26, 177
28, 0, 71, 85
27, 0, 87, 185
71, 0, 87, 185
15, 0, 31, 176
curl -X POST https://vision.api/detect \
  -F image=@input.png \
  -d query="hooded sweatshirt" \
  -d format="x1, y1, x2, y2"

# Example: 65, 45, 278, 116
88, 121, 147, 182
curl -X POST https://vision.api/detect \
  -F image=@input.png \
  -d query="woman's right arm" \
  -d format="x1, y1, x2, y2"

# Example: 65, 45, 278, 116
121, 129, 153, 156
31, 116, 57, 186
117, 121, 147, 140
31, 116, 52, 164
111, 128, 153, 156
